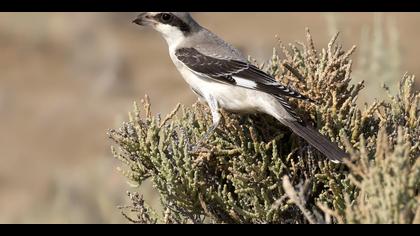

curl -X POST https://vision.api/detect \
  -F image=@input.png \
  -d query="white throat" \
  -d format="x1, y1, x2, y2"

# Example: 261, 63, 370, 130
155, 24, 186, 51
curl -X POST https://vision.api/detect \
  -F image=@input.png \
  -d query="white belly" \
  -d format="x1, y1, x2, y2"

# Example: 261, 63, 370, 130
181, 64, 290, 115
194, 79, 262, 113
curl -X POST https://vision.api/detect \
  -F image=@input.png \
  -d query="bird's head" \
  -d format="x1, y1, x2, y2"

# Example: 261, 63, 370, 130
133, 12, 200, 46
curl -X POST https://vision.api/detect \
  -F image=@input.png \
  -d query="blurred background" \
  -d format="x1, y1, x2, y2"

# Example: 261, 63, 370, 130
0, 12, 418, 223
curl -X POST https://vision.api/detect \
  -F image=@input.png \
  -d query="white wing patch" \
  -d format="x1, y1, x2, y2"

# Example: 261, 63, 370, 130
233, 76, 257, 89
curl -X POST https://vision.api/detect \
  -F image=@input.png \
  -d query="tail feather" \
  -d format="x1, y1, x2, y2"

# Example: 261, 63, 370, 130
282, 120, 347, 163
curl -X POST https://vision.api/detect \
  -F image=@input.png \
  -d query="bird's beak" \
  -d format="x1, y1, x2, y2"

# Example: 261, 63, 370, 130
132, 12, 151, 26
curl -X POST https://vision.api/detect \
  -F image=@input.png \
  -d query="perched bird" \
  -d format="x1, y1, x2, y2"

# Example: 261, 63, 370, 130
133, 12, 347, 163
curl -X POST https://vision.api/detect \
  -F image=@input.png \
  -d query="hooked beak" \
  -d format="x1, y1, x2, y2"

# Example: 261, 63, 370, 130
132, 12, 151, 26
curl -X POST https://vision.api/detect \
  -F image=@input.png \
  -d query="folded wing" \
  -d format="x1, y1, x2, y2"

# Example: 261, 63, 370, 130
175, 47, 313, 102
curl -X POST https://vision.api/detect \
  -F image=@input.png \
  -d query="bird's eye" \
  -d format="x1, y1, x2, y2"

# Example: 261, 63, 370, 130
160, 13, 173, 23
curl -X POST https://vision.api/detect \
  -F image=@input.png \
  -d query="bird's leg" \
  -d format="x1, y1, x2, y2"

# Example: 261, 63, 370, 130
190, 94, 221, 153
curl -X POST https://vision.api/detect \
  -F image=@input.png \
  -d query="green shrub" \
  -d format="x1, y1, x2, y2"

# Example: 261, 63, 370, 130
108, 29, 419, 224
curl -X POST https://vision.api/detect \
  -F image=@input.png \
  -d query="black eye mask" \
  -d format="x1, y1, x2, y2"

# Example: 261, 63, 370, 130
153, 13, 192, 35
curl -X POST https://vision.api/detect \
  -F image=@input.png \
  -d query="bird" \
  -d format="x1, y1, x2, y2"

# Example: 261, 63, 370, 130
132, 12, 347, 163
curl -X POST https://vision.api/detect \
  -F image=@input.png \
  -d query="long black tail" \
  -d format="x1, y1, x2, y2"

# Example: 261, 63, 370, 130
281, 120, 347, 163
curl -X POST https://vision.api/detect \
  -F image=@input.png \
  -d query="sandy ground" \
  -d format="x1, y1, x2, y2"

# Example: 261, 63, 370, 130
0, 12, 418, 223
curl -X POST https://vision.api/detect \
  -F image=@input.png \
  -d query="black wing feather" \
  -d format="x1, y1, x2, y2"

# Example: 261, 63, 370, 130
175, 48, 312, 102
